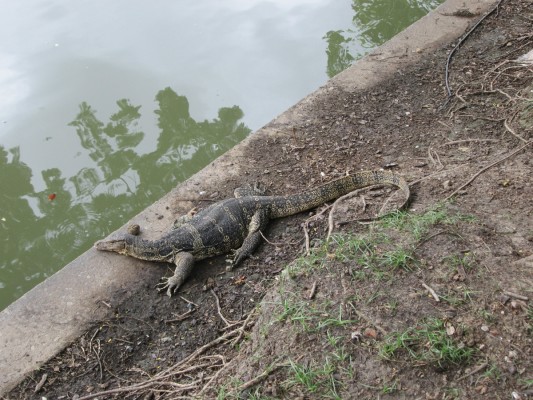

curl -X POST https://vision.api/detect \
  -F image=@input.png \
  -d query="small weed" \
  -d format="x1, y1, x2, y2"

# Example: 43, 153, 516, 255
326, 330, 341, 347
482, 364, 502, 382
444, 253, 476, 273
477, 308, 495, 323
527, 305, 533, 334
329, 234, 377, 267
275, 294, 354, 333
385, 299, 399, 316
381, 379, 398, 394
440, 287, 477, 306
443, 386, 462, 399
366, 291, 382, 305
288, 360, 321, 393
275, 296, 312, 331
379, 246, 415, 270
287, 358, 339, 396
331, 346, 349, 362
519, 378, 533, 388
216, 385, 228, 400
379, 318, 475, 369
248, 392, 276, 400
316, 305, 356, 330
350, 269, 367, 281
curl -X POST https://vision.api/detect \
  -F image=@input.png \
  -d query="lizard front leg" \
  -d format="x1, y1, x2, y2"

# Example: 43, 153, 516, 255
157, 252, 195, 297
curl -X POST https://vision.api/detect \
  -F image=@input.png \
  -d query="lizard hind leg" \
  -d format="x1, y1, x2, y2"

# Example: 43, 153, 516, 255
156, 252, 195, 297
227, 208, 270, 270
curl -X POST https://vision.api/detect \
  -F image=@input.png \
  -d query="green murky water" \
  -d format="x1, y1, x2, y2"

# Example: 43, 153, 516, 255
0, 0, 442, 310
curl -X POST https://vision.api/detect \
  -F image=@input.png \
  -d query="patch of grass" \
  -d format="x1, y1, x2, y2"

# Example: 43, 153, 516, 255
286, 358, 341, 399
519, 378, 533, 388
326, 330, 341, 347
329, 234, 377, 267
274, 292, 355, 333
285, 243, 329, 278
379, 318, 475, 369
440, 287, 478, 306
444, 252, 476, 273
379, 246, 415, 270
317, 305, 355, 330
275, 295, 313, 330
379, 205, 475, 241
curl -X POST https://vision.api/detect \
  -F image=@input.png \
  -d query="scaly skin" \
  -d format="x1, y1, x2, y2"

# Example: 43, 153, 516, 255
95, 170, 409, 296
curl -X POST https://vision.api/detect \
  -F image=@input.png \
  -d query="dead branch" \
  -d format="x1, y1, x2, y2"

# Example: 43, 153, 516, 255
444, 0, 505, 102
76, 319, 251, 400
445, 140, 532, 201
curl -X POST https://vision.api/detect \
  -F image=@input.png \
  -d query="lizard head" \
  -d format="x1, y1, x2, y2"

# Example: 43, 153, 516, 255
94, 239, 127, 254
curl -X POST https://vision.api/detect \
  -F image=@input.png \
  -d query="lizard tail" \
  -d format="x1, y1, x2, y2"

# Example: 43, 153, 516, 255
268, 170, 409, 218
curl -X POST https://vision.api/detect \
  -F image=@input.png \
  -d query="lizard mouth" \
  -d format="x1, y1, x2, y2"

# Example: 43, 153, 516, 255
94, 239, 126, 253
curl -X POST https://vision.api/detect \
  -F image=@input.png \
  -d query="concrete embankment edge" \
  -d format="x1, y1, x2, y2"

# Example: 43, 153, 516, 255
0, 0, 500, 394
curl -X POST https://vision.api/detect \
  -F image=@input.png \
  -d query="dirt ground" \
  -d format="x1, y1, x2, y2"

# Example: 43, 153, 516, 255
7, 1, 532, 399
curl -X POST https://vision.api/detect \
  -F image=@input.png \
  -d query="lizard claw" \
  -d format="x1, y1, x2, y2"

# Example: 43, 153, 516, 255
225, 250, 237, 271
225, 258, 235, 272
156, 276, 183, 297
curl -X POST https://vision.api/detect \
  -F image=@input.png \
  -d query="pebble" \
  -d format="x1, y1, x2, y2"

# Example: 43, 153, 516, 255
127, 224, 141, 235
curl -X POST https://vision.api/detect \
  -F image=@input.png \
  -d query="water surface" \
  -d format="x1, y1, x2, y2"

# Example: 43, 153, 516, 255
0, 0, 442, 310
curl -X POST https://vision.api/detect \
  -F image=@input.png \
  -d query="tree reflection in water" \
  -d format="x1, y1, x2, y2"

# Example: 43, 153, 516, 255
323, 0, 443, 78
0, 87, 249, 309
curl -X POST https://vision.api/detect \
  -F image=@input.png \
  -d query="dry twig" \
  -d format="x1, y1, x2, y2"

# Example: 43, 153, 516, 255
76, 312, 255, 400
504, 119, 528, 143
438, 139, 499, 147
503, 291, 529, 301
445, 140, 532, 201
236, 362, 288, 393
422, 282, 440, 302
211, 289, 239, 327
457, 361, 489, 382
165, 309, 195, 323
34, 374, 47, 393
303, 203, 332, 254
308, 281, 318, 300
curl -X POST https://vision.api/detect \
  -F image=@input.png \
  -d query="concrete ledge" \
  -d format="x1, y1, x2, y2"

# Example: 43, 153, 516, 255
0, 0, 499, 394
